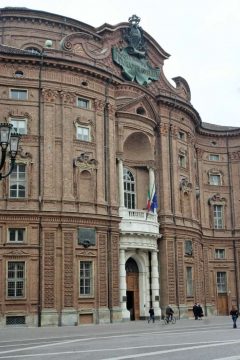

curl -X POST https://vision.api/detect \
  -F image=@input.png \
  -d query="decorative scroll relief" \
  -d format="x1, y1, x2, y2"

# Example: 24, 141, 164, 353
208, 193, 226, 205
73, 152, 98, 172
179, 177, 192, 194
42, 89, 58, 103
61, 32, 111, 60
230, 151, 240, 160
60, 91, 76, 105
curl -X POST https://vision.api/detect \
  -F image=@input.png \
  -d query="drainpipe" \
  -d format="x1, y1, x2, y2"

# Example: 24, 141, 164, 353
168, 97, 180, 317
226, 134, 239, 309
37, 50, 44, 327
104, 78, 113, 322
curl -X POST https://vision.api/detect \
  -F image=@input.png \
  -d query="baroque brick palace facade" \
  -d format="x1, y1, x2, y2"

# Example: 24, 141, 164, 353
0, 7, 239, 327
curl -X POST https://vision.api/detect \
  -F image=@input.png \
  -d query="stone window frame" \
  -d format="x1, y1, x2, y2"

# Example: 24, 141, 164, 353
9, 88, 28, 101
178, 148, 187, 169
184, 239, 193, 256
9, 117, 28, 135
216, 271, 227, 293
7, 228, 27, 244
209, 154, 220, 161
208, 169, 223, 186
9, 162, 27, 199
74, 118, 95, 143
76, 97, 91, 110
208, 193, 226, 230
123, 167, 136, 210
79, 260, 94, 298
178, 130, 186, 141
215, 248, 225, 260
6, 261, 26, 299
186, 266, 194, 297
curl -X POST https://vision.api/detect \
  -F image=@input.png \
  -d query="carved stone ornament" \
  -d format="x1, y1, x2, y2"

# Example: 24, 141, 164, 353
179, 177, 192, 193
60, 91, 76, 105
112, 15, 160, 86
208, 193, 226, 205
73, 152, 98, 171
60, 32, 111, 60
230, 151, 240, 160
17, 146, 33, 161
42, 89, 58, 103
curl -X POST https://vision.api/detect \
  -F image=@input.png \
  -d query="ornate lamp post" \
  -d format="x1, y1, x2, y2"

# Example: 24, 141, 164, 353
0, 123, 21, 180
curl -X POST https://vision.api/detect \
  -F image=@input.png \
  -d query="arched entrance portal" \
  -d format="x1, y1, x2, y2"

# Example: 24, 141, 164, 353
126, 258, 140, 320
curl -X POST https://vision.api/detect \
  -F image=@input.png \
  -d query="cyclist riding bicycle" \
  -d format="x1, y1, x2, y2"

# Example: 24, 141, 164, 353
165, 305, 174, 323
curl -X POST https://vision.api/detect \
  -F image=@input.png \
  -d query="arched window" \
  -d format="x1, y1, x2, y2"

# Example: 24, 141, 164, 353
123, 168, 135, 209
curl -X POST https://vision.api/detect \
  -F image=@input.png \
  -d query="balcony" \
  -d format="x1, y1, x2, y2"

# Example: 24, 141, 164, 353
119, 207, 159, 235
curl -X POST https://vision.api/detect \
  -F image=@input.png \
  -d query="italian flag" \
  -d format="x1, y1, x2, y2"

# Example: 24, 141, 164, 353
147, 184, 156, 212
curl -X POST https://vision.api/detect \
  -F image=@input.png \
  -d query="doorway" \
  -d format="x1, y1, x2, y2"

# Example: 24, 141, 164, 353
126, 258, 140, 320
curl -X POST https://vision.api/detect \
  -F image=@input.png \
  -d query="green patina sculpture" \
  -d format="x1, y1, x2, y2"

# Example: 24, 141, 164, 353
112, 15, 160, 86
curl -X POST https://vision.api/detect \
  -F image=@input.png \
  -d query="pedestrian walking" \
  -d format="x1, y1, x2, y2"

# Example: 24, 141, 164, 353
197, 304, 204, 319
148, 307, 155, 323
193, 303, 198, 320
230, 306, 238, 329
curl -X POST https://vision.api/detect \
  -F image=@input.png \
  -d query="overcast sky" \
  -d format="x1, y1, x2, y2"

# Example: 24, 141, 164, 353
1, 0, 239, 127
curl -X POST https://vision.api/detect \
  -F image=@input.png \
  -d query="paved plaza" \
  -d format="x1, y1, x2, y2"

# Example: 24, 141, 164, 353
0, 317, 240, 359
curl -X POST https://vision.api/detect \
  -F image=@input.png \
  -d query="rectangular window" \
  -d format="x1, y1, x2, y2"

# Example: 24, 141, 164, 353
186, 267, 193, 296
185, 240, 193, 256
9, 164, 26, 198
10, 118, 27, 135
8, 228, 25, 243
80, 261, 93, 296
209, 154, 220, 161
7, 261, 25, 298
213, 205, 223, 229
178, 131, 185, 140
217, 271, 227, 293
77, 98, 90, 109
77, 126, 90, 141
215, 249, 225, 259
178, 154, 186, 168
10, 89, 27, 100
209, 174, 221, 185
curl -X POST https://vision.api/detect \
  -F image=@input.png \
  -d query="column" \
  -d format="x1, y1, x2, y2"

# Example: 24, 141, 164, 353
119, 249, 130, 320
151, 250, 161, 317
118, 159, 124, 208
149, 167, 155, 195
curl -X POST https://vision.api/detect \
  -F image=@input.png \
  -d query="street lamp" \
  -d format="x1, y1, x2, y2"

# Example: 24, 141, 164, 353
0, 123, 21, 180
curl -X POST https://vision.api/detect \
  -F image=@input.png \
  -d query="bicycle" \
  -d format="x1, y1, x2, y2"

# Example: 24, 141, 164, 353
163, 315, 176, 325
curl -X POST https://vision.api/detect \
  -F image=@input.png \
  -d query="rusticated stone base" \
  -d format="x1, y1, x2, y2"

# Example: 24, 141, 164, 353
41, 309, 59, 326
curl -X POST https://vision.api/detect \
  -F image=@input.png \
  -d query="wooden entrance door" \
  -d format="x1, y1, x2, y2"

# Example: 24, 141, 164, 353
217, 294, 228, 315
126, 258, 140, 320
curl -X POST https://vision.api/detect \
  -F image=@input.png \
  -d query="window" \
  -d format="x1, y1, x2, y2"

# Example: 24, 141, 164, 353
185, 240, 193, 256
186, 267, 193, 297
80, 261, 93, 296
77, 126, 90, 141
123, 168, 135, 209
178, 131, 185, 140
209, 174, 221, 186
77, 97, 90, 109
178, 154, 186, 168
10, 118, 27, 135
10, 89, 27, 100
9, 164, 26, 198
8, 228, 25, 243
217, 271, 227, 293
213, 204, 223, 229
215, 249, 225, 259
7, 261, 25, 298
209, 154, 220, 161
